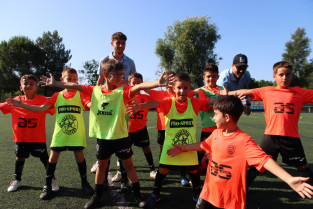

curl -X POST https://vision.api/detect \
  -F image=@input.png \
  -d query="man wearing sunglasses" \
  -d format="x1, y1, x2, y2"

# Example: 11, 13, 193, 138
217, 54, 251, 115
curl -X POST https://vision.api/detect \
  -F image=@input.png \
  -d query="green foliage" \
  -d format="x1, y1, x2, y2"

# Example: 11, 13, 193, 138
155, 16, 221, 88
282, 27, 312, 87
250, 78, 274, 88
79, 59, 99, 85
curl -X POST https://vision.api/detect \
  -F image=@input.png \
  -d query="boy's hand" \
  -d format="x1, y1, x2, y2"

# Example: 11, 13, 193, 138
167, 144, 185, 157
288, 177, 313, 199
40, 73, 56, 87
6, 96, 23, 107
126, 103, 140, 116
219, 86, 228, 96
158, 72, 176, 88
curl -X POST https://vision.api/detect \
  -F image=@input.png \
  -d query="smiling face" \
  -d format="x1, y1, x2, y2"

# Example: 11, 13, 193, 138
173, 80, 191, 103
273, 67, 292, 89
20, 78, 38, 96
106, 69, 124, 87
203, 71, 219, 88
111, 38, 126, 56
232, 64, 247, 79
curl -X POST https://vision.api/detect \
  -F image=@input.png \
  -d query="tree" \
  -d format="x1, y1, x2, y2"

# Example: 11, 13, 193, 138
79, 59, 98, 85
282, 27, 312, 87
155, 16, 221, 88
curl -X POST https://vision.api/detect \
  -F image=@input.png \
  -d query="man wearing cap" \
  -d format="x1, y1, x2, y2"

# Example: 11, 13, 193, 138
217, 54, 251, 115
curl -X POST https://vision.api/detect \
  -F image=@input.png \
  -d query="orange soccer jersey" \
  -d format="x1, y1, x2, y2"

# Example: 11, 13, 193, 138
0, 95, 55, 143
128, 93, 151, 133
200, 129, 270, 209
251, 86, 313, 138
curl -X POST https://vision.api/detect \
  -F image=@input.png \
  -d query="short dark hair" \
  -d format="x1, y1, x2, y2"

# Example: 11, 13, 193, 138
20, 74, 38, 84
164, 70, 176, 77
62, 67, 77, 78
203, 63, 219, 74
213, 96, 243, 122
273, 61, 292, 74
112, 32, 127, 41
101, 58, 124, 74
129, 72, 143, 82
176, 72, 191, 83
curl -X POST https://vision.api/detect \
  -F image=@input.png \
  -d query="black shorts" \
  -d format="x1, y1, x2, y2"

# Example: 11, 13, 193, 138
96, 137, 133, 160
260, 134, 307, 166
50, 146, 84, 151
159, 164, 199, 171
200, 131, 212, 142
15, 142, 48, 158
157, 130, 165, 145
129, 126, 150, 147
196, 197, 223, 209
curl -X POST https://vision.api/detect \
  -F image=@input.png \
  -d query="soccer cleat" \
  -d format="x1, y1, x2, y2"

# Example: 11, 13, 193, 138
82, 182, 94, 195
7, 180, 22, 192
149, 170, 157, 179
120, 181, 129, 193
40, 186, 52, 200
146, 193, 160, 208
134, 193, 147, 208
111, 171, 122, 182
84, 194, 102, 209
51, 179, 59, 192
180, 176, 190, 187
90, 161, 98, 174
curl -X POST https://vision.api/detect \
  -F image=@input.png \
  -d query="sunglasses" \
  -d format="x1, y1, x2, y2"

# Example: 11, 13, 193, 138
236, 65, 248, 71
107, 72, 125, 78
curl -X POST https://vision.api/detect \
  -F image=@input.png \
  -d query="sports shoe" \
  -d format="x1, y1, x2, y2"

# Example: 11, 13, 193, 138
120, 181, 129, 193
7, 180, 22, 192
40, 186, 52, 200
51, 179, 59, 192
146, 193, 160, 208
149, 170, 157, 179
181, 176, 190, 187
134, 193, 147, 208
84, 194, 102, 209
111, 171, 122, 182
82, 182, 94, 195
90, 161, 98, 174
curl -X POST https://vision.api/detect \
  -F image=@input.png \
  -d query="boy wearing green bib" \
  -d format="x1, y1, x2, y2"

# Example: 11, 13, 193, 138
39, 58, 174, 209
127, 72, 221, 208
9, 68, 93, 200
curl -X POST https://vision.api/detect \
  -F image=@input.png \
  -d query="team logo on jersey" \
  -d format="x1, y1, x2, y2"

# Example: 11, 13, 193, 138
58, 105, 81, 114
227, 145, 236, 155
170, 119, 193, 128
172, 129, 193, 145
97, 102, 113, 116
59, 114, 78, 135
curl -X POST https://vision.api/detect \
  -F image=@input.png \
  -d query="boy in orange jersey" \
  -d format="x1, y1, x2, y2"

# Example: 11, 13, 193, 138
228, 61, 313, 188
168, 96, 313, 209
198, 63, 224, 172
39, 58, 174, 209
127, 72, 218, 207
7, 68, 93, 200
1, 74, 58, 193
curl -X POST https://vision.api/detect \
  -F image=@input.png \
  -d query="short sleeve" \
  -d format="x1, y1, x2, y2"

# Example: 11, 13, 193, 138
158, 98, 172, 116
200, 132, 214, 154
0, 102, 11, 114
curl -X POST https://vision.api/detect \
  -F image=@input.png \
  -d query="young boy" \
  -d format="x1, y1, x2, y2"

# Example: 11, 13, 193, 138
127, 72, 217, 207
7, 68, 93, 200
1, 74, 58, 192
167, 95, 313, 209
228, 61, 313, 188
39, 59, 173, 209
198, 63, 224, 172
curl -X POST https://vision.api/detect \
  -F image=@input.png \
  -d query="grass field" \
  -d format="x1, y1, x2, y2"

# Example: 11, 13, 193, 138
0, 111, 312, 209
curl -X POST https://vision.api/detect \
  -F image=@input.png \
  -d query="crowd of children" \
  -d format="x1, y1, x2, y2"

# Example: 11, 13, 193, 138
1, 32, 313, 209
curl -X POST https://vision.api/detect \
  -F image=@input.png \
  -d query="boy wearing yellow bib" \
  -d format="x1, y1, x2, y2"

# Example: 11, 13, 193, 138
39, 58, 174, 209
10, 68, 93, 200
127, 72, 220, 208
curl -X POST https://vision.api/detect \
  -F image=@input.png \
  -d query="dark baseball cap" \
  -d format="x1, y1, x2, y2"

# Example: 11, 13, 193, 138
233, 54, 248, 66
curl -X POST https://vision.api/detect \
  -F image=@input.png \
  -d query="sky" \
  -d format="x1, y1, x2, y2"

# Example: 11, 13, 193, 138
0, 0, 312, 84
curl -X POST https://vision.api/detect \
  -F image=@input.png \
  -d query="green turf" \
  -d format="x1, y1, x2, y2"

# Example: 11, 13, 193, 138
0, 111, 312, 209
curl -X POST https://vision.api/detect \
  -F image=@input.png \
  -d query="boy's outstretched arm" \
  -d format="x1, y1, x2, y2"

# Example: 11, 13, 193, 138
6, 96, 52, 112
228, 89, 254, 97
264, 158, 313, 198
167, 142, 203, 157
126, 100, 159, 116
40, 73, 83, 91
130, 72, 175, 95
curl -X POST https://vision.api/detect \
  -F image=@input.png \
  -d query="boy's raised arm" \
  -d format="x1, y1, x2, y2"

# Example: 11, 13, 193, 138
263, 158, 313, 199
167, 142, 203, 157
228, 89, 254, 97
6, 96, 52, 112
40, 74, 83, 92
126, 100, 159, 116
